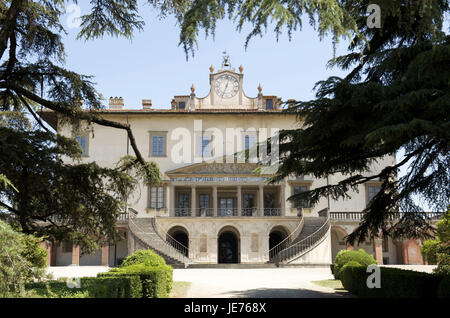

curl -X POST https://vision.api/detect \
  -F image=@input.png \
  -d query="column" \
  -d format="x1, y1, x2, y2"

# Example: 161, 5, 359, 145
258, 184, 264, 216
237, 185, 242, 216
169, 185, 175, 216
101, 244, 109, 266
213, 186, 218, 216
280, 184, 286, 216
165, 183, 170, 213
191, 185, 196, 216
373, 236, 383, 264
71, 245, 80, 265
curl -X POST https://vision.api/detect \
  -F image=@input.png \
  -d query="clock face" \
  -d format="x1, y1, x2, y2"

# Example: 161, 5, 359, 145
215, 74, 239, 99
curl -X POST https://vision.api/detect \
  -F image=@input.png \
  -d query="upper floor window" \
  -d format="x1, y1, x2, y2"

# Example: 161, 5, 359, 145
368, 185, 381, 202
149, 132, 167, 157
178, 101, 186, 109
75, 135, 88, 156
293, 185, 310, 208
244, 135, 257, 151
265, 99, 274, 110
149, 185, 165, 209
198, 135, 211, 157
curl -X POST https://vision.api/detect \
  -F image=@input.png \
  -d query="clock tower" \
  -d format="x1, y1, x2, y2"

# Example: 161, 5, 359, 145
170, 53, 281, 111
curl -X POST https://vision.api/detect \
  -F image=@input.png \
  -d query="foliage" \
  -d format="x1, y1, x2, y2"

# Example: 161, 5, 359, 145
99, 263, 173, 298
120, 249, 166, 268
0, 1, 161, 252
269, 1, 450, 244
421, 239, 442, 265
437, 275, 450, 298
0, 113, 147, 252
0, 220, 47, 297
25, 276, 142, 298
421, 209, 450, 273
341, 264, 444, 298
333, 249, 377, 280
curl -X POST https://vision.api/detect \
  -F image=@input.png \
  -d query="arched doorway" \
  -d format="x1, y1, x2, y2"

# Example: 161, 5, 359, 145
168, 226, 189, 257
269, 226, 289, 259
218, 226, 240, 264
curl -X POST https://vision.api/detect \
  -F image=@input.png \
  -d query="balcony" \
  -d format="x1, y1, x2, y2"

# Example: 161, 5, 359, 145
171, 207, 281, 217
330, 211, 444, 222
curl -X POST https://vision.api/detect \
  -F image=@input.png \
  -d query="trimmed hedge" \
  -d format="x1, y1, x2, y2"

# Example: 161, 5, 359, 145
437, 275, 450, 298
341, 264, 445, 298
333, 249, 377, 280
98, 264, 173, 298
121, 250, 166, 268
25, 276, 142, 298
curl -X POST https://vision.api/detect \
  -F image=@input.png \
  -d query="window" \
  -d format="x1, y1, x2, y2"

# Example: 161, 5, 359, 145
293, 185, 310, 208
152, 136, 165, 156
265, 99, 274, 109
178, 101, 186, 109
198, 135, 211, 157
199, 194, 210, 209
149, 186, 165, 209
243, 193, 255, 216
244, 135, 257, 151
368, 185, 381, 202
75, 135, 88, 156
149, 132, 167, 157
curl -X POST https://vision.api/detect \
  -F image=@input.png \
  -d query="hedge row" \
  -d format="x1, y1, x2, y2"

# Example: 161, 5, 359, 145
25, 276, 142, 298
98, 264, 173, 298
341, 263, 449, 298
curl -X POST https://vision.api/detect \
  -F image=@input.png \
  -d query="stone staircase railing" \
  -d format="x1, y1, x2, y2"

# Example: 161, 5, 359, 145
272, 209, 331, 264
266, 217, 304, 261
127, 211, 191, 266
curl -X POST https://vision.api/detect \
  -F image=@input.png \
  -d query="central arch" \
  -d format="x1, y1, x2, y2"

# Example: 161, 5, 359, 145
217, 226, 240, 264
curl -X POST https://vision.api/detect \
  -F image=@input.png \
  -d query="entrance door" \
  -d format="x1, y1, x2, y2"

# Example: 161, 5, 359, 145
219, 198, 234, 216
218, 232, 239, 263
177, 193, 190, 216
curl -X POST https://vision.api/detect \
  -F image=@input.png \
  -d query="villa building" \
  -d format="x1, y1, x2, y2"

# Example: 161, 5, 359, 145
39, 57, 440, 267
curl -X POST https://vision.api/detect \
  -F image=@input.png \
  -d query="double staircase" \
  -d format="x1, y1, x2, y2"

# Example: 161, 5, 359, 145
127, 209, 330, 267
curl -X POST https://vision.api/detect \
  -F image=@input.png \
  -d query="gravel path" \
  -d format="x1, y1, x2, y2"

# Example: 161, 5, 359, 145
173, 268, 353, 298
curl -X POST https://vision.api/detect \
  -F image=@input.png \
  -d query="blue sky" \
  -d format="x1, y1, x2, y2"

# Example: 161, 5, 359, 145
61, 3, 348, 109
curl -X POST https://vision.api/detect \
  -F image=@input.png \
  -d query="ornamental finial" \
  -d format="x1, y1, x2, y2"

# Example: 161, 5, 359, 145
257, 83, 262, 92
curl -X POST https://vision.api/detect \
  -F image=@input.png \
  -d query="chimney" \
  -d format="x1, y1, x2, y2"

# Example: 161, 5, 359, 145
142, 99, 152, 110
109, 97, 124, 109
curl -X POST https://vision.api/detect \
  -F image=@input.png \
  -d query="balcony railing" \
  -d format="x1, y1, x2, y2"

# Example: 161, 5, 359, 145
330, 211, 444, 221
264, 208, 281, 216
218, 208, 238, 217
168, 207, 282, 217
242, 207, 258, 216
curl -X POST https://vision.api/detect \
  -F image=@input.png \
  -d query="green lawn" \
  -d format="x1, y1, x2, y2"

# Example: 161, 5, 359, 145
311, 279, 346, 291
170, 281, 191, 298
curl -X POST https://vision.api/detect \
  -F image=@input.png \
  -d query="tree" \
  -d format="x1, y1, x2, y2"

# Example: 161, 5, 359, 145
0, 1, 165, 250
0, 219, 47, 297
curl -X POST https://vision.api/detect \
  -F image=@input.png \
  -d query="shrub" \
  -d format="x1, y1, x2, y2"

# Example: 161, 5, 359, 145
99, 264, 173, 298
437, 275, 450, 298
421, 239, 442, 264
333, 249, 377, 280
121, 249, 166, 268
25, 276, 142, 298
434, 253, 450, 275
0, 220, 48, 297
340, 265, 444, 298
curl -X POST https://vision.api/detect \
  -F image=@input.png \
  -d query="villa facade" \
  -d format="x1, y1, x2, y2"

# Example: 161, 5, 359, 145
39, 58, 438, 267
